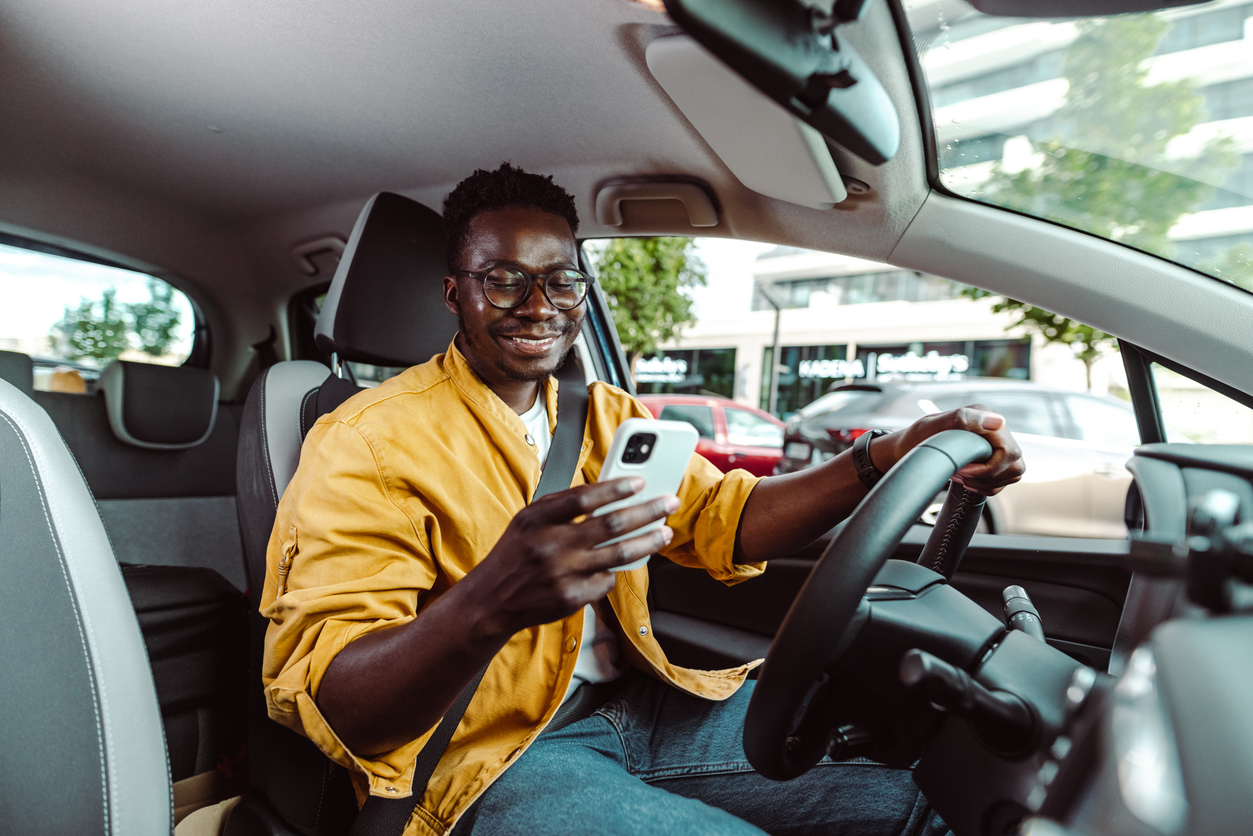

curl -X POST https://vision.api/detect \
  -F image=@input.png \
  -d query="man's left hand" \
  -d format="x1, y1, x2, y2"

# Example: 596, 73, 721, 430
871, 405, 1025, 496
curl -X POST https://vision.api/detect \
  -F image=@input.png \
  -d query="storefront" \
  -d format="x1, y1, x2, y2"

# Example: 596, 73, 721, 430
634, 347, 737, 398
761, 339, 1030, 417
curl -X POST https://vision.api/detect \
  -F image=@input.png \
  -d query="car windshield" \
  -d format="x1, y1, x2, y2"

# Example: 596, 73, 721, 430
905, 1, 1253, 292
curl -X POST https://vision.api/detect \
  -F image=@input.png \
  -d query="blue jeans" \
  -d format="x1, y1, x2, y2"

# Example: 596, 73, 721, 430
452, 675, 948, 836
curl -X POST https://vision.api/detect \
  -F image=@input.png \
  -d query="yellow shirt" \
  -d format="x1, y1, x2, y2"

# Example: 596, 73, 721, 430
259, 341, 764, 836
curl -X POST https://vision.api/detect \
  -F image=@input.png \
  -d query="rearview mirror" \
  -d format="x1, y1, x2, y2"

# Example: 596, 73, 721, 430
661, 0, 900, 165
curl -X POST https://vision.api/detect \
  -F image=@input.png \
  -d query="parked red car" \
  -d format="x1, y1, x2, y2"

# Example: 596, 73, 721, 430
638, 394, 785, 477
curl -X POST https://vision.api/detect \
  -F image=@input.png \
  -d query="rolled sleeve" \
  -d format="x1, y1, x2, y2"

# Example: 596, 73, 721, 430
259, 418, 440, 795
661, 452, 765, 585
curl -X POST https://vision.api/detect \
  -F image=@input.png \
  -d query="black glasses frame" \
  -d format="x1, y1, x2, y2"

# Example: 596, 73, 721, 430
452, 267, 594, 311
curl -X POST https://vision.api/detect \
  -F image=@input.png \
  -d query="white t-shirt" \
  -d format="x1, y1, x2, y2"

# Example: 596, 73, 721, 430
516, 390, 629, 704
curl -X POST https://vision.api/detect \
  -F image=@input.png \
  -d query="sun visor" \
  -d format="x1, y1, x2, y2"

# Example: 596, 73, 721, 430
647, 34, 847, 210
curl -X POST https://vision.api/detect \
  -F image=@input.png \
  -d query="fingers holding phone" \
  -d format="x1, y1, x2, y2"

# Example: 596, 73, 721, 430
593, 418, 698, 571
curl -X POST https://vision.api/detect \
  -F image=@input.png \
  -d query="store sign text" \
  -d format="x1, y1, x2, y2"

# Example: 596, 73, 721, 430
797, 351, 970, 381
877, 351, 969, 379
635, 357, 689, 383
798, 358, 865, 379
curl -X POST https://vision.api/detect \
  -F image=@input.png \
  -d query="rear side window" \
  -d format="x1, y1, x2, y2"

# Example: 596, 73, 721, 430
0, 240, 197, 392
659, 404, 715, 439
725, 408, 782, 448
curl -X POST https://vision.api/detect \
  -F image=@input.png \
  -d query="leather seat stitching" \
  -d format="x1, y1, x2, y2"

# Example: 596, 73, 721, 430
0, 410, 110, 832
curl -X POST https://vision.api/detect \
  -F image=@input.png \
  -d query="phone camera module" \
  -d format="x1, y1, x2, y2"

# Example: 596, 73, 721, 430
622, 432, 657, 464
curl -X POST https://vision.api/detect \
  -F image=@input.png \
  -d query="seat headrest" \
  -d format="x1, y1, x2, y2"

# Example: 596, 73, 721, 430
314, 192, 459, 368
98, 361, 220, 450
0, 350, 34, 396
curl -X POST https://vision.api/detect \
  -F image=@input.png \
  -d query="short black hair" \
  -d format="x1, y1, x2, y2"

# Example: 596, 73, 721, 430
442, 162, 580, 271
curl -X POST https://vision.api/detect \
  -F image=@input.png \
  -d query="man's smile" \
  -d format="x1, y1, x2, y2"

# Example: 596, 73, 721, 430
498, 333, 561, 356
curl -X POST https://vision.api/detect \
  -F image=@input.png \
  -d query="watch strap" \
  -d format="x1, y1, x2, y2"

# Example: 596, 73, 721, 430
851, 429, 888, 489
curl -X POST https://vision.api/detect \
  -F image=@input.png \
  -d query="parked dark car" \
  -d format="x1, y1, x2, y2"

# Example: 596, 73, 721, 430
638, 394, 785, 477
776, 380, 1140, 538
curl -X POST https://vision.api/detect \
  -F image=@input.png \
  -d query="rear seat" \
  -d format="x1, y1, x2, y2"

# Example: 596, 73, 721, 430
0, 350, 249, 786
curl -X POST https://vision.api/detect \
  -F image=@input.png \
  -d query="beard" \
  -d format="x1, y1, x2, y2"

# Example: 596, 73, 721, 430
457, 311, 578, 382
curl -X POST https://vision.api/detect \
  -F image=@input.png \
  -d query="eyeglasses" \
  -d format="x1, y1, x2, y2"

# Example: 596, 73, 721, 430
453, 266, 593, 311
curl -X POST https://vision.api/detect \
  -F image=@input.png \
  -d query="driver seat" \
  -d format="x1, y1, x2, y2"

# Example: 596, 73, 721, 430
225, 192, 458, 835
0, 376, 172, 835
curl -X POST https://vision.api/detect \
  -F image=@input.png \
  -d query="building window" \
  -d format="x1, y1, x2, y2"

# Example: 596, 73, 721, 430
635, 348, 736, 398
930, 49, 1065, 108
1155, 4, 1253, 56
940, 134, 1007, 169
752, 271, 967, 311
1201, 76, 1253, 123
1200, 153, 1253, 211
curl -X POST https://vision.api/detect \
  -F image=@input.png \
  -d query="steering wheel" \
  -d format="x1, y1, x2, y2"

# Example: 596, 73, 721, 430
743, 429, 994, 781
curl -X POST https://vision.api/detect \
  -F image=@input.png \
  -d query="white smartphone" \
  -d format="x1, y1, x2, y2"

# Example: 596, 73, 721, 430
594, 417, 699, 571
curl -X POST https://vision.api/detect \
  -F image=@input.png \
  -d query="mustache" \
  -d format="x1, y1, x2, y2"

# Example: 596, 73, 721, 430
489, 320, 578, 340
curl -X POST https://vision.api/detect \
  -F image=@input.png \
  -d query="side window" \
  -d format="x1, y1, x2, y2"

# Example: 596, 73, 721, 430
725, 407, 783, 448
658, 404, 715, 439
1064, 395, 1141, 447
1153, 365, 1253, 444
0, 240, 197, 392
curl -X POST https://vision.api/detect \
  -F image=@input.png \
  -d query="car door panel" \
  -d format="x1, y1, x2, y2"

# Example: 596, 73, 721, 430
649, 526, 1130, 674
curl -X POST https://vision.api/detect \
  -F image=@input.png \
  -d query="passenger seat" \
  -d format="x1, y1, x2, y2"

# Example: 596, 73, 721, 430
0, 351, 250, 786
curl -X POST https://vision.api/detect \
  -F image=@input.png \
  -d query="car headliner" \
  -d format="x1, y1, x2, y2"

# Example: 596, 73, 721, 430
0, 0, 1250, 402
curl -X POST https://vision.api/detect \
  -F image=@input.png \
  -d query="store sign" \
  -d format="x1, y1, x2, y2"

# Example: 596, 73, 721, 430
798, 358, 866, 379
876, 351, 969, 379
635, 356, 689, 383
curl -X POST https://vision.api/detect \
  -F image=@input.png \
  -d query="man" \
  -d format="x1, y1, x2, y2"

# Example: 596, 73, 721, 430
260, 163, 1024, 836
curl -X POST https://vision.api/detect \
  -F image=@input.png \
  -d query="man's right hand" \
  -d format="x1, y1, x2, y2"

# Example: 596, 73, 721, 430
475, 476, 677, 637
319, 477, 674, 756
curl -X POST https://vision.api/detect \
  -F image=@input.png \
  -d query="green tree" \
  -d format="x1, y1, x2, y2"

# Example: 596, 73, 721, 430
965, 15, 1241, 388
594, 238, 708, 377
51, 280, 184, 365
55, 288, 131, 365
128, 278, 183, 357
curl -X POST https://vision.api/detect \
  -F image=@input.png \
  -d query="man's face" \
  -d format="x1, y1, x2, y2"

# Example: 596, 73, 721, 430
443, 206, 584, 390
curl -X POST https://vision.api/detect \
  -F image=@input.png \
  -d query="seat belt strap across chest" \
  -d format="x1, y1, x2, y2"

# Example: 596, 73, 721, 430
350, 356, 590, 836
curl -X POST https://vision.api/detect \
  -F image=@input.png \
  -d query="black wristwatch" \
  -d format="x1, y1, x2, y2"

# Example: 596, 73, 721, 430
851, 429, 889, 489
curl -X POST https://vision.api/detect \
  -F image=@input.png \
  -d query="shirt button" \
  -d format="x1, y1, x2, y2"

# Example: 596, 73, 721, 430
525, 434, 535, 446
384, 786, 399, 794
638, 626, 649, 637
566, 636, 578, 652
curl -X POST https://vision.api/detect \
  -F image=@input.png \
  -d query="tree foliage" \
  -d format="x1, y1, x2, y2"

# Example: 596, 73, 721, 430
964, 15, 1243, 387
52, 280, 184, 365
56, 288, 131, 365
593, 237, 707, 373
129, 279, 184, 357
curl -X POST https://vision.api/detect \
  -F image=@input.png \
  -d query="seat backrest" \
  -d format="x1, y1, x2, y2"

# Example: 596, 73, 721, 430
230, 192, 455, 835
0, 376, 171, 835
0, 348, 35, 395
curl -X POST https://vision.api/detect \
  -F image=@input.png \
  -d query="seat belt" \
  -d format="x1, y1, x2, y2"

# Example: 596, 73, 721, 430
350, 355, 590, 836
